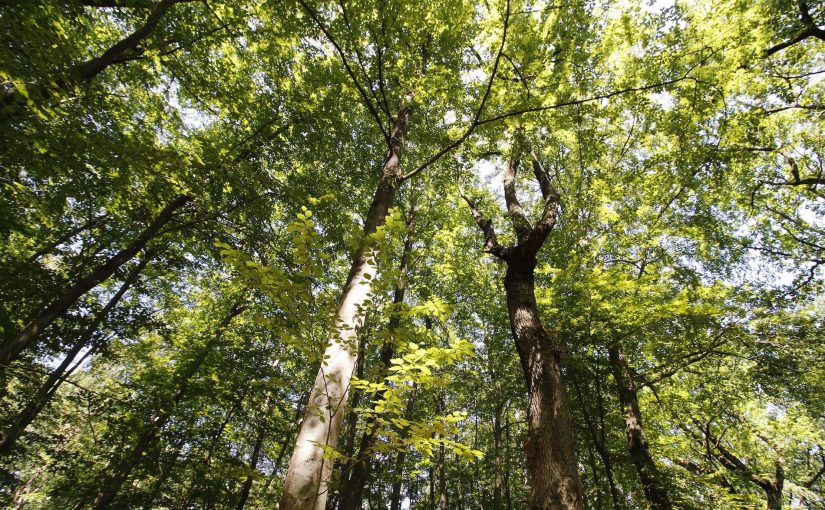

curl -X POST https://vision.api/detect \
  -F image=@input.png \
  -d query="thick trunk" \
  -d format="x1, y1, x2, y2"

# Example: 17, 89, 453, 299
89, 300, 246, 510
0, 253, 151, 457
279, 104, 411, 510
0, 195, 189, 370
338, 206, 416, 510
607, 344, 671, 510
503, 257, 583, 510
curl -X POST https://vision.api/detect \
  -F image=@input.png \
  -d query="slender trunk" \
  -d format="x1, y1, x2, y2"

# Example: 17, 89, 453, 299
503, 257, 583, 510
438, 391, 448, 510
504, 413, 512, 510
0, 253, 152, 457
27, 215, 106, 263
607, 344, 671, 510
493, 404, 503, 510
571, 376, 620, 509
279, 104, 411, 510
338, 202, 417, 510
389, 392, 417, 510
89, 299, 246, 510
237, 424, 267, 510
0, 195, 189, 370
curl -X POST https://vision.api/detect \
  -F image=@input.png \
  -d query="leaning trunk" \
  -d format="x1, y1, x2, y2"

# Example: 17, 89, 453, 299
607, 344, 671, 510
503, 257, 583, 510
0, 195, 189, 371
0, 253, 151, 457
89, 299, 246, 510
279, 104, 411, 510
338, 203, 416, 510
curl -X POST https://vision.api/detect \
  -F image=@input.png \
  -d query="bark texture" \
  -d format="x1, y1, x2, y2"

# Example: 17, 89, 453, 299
465, 154, 583, 510
608, 344, 671, 510
0, 195, 189, 370
279, 103, 411, 510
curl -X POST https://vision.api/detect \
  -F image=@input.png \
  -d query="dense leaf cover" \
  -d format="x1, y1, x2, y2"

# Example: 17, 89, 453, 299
0, 0, 823, 509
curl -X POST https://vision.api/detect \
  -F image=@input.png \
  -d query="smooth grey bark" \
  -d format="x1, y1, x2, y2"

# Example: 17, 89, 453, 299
337, 201, 417, 510
278, 102, 411, 510
0, 195, 190, 371
89, 299, 247, 510
465, 154, 583, 510
0, 253, 152, 457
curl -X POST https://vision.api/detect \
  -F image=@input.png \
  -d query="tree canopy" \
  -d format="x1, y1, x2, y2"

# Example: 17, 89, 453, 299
1, 0, 823, 509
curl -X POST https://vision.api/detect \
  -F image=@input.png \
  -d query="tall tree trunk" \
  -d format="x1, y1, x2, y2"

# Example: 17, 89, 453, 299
0, 194, 189, 371
504, 258, 583, 510
607, 344, 671, 510
571, 375, 621, 509
466, 153, 583, 509
88, 298, 246, 510
389, 391, 417, 510
237, 421, 267, 510
493, 403, 504, 510
279, 103, 411, 510
0, 253, 152, 457
338, 200, 417, 510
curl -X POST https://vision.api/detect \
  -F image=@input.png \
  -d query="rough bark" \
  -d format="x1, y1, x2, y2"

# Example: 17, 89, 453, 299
0, 253, 151, 457
89, 299, 246, 510
504, 259, 583, 510
466, 153, 583, 510
0, 194, 189, 371
279, 103, 411, 510
608, 344, 671, 510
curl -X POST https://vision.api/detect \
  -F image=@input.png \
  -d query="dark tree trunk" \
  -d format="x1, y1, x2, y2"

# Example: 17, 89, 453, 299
503, 257, 583, 510
237, 423, 267, 510
493, 404, 503, 510
608, 344, 671, 510
89, 299, 246, 510
0, 253, 152, 457
389, 392, 417, 510
72, 0, 192, 81
0, 195, 189, 371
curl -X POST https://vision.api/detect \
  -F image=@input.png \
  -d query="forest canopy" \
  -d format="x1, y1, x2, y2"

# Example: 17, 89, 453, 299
1, 0, 823, 509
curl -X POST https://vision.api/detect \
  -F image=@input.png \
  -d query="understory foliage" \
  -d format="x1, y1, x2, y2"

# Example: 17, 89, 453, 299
0, 0, 823, 509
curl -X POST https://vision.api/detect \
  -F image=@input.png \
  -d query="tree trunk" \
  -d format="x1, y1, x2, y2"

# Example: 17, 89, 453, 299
503, 256, 583, 510
279, 103, 411, 510
236, 423, 267, 510
89, 299, 246, 510
389, 392, 417, 510
607, 344, 671, 510
493, 403, 504, 510
71, 0, 187, 82
0, 253, 152, 457
338, 202, 417, 510
0, 194, 189, 371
